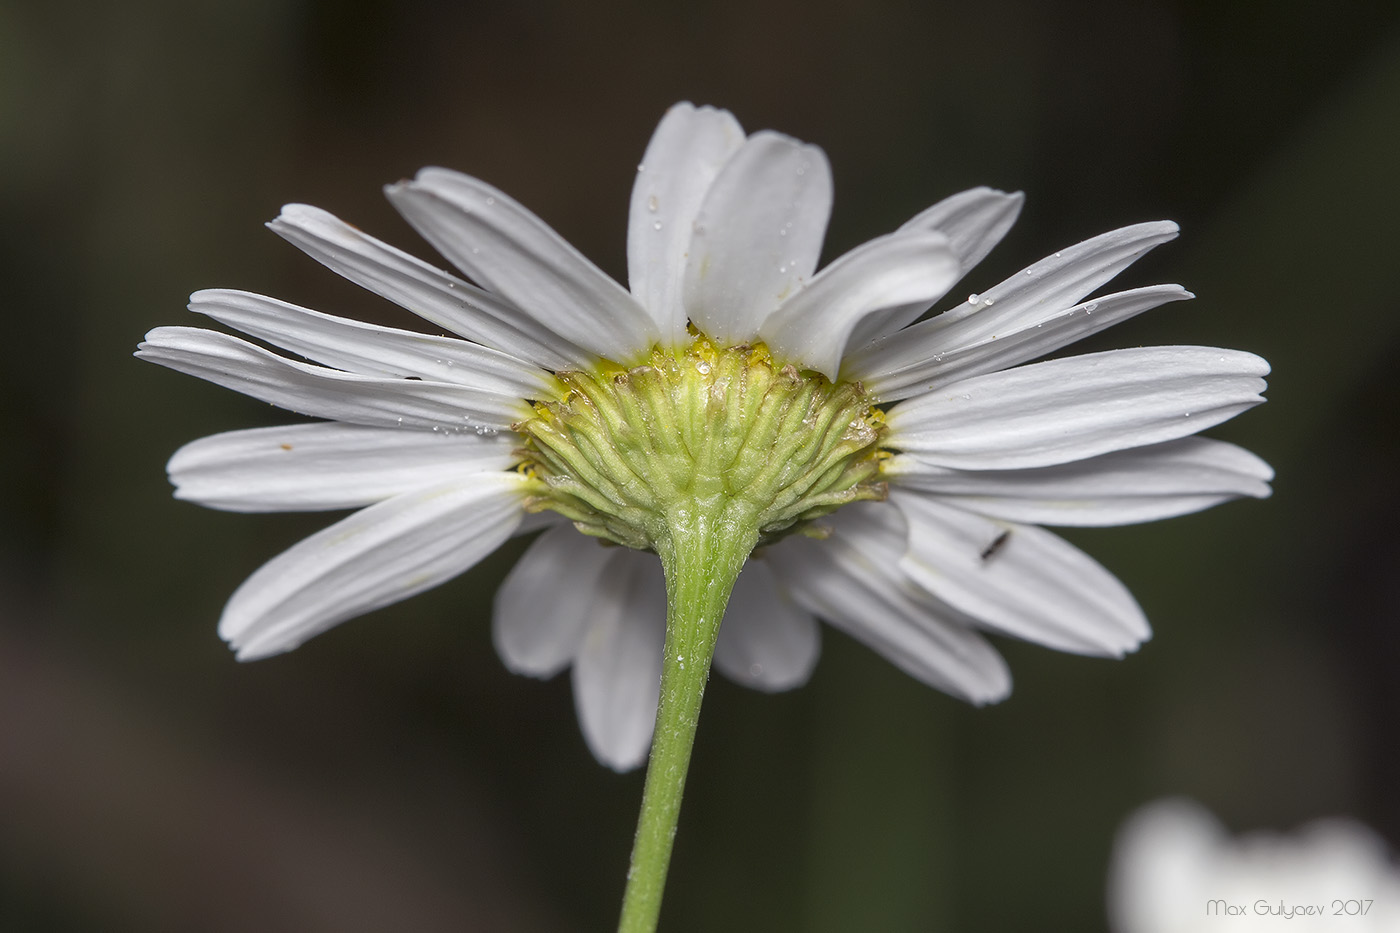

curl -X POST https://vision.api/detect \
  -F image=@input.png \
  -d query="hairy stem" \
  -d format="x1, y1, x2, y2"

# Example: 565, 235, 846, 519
616, 502, 758, 933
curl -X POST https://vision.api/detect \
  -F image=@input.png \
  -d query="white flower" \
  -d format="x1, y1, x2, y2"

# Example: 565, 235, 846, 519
138, 102, 1271, 771
1109, 798, 1400, 931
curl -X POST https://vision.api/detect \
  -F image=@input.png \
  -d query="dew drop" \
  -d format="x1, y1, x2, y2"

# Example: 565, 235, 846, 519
967, 293, 980, 304
1085, 302, 1098, 313
636, 163, 646, 172
1054, 251, 1062, 258
647, 194, 658, 212
484, 196, 495, 206
695, 361, 711, 374
983, 297, 995, 306
778, 228, 788, 237
652, 221, 662, 231
471, 247, 480, 255
395, 417, 403, 425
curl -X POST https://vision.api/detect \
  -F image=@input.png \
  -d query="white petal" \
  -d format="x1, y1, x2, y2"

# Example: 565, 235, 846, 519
386, 169, 659, 362
885, 437, 1274, 526
713, 559, 820, 692
950, 220, 1180, 334
492, 524, 616, 678
1107, 799, 1228, 933
839, 187, 1026, 349
850, 285, 1193, 400
758, 231, 960, 379
846, 221, 1181, 397
682, 131, 833, 343
898, 187, 1025, 273
269, 204, 591, 372
221, 472, 527, 660
190, 289, 555, 398
885, 346, 1270, 470
571, 548, 666, 772
169, 422, 519, 512
628, 103, 745, 346
766, 503, 1011, 705
892, 491, 1149, 656
137, 327, 532, 431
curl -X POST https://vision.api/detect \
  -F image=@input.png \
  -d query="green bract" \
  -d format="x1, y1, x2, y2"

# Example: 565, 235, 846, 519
516, 334, 889, 552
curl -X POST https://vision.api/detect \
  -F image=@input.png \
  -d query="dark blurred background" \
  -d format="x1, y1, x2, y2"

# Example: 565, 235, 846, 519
2, 0, 1398, 929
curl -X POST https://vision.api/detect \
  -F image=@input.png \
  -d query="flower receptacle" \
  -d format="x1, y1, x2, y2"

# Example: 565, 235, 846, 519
516, 336, 888, 553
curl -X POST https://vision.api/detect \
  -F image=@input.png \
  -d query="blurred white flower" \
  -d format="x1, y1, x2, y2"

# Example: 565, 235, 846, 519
139, 103, 1272, 771
1109, 798, 1400, 931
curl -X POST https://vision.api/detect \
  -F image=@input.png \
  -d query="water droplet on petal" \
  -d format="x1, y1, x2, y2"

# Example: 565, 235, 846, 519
1085, 302, 1098, 313
484, 196, 495, 206
983, 297, 995, 306
652, 221, 662, 231
647, 195, 658, 212
636, 163, 646, 172
695, 361, 711, 374
967, 293, 980, 304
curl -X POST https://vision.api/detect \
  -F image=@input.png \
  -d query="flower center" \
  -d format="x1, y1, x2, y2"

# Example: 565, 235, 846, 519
514, 336, 889, 551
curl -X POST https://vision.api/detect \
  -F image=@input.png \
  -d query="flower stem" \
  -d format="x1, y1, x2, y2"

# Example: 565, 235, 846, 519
616, 503, 759, 933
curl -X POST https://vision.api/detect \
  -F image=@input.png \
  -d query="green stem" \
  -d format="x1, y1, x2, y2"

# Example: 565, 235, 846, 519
616, 502, 759, 933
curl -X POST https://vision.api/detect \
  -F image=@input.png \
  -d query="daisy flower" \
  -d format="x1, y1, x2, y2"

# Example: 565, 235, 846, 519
1109, 799, 1400, 931
138, 102, 1270, 930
